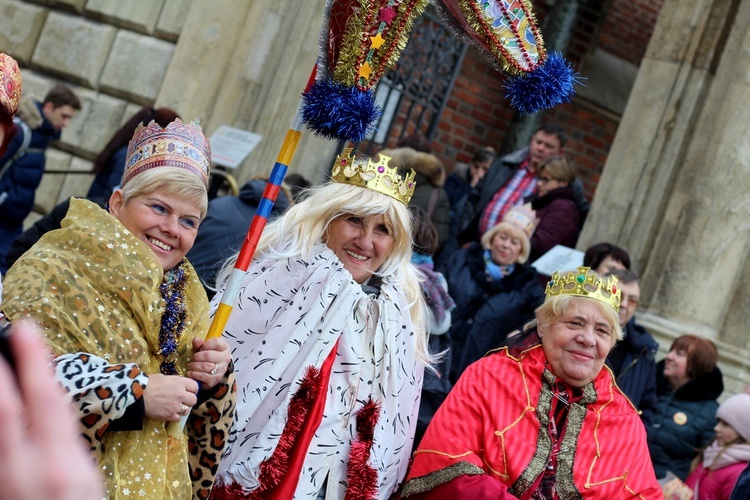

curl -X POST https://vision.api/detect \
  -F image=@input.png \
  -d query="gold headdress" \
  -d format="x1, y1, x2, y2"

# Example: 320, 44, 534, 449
545, 266, 621, 311
330, 147, 416, 205
123, 118, 211, 188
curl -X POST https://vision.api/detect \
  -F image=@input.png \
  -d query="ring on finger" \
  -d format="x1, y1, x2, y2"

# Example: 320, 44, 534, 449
210, 363, 218, 375
179, 403, 190, 416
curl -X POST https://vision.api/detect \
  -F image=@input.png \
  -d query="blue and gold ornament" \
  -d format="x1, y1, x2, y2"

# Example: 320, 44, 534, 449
433, 0, 579, 114
302, 0, 430, 142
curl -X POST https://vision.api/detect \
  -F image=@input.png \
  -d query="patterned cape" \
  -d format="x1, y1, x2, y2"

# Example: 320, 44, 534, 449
2, 198, 235, 500
214, 242, 425, 499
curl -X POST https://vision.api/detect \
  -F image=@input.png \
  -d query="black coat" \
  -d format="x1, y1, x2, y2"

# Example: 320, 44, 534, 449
0, 102, 60, 230
647, 360, 724, 480
186, 179, 290, 293
444, 242, 544, 381
605, 318, 659, 426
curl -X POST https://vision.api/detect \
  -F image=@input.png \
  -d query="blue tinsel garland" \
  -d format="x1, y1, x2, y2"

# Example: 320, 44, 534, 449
158, 260, 188, 375
301, 81, 382, 143
504, 53, 580, 116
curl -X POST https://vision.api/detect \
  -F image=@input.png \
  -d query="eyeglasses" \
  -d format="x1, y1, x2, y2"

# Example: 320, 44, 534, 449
621, 295, 640, 307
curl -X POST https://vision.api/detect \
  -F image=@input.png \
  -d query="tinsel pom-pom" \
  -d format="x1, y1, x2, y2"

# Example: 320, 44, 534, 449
302, 80, 381, 143
504, 53, 579, 115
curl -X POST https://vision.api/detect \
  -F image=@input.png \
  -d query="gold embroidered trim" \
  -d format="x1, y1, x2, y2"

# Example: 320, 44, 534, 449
401, 461, 485, 496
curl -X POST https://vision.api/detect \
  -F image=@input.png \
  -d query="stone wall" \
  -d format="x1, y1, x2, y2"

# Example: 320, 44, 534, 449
579, 0, 750, 397
0, 0, 337, 222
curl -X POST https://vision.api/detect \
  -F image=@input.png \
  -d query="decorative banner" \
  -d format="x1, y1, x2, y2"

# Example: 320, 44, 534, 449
302, 0, 430, 142
433, 0, 578, 114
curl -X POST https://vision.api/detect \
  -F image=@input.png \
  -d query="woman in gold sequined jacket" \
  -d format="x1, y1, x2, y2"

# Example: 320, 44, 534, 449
1, 119, 236, 500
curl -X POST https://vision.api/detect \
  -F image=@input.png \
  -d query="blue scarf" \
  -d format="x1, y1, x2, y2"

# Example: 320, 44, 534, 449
483, 249, 514, 281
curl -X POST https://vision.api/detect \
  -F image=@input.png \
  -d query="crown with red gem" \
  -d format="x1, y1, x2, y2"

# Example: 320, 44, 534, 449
545, 266, 621, 311
0, 53, 22, 117
123, 118, 210, 188
331, 147, 416, 205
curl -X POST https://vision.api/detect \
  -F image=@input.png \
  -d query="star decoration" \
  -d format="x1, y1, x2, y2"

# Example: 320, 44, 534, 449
370, 33, 386, 50
358, 62, 373, 80
378, 5, 396, 24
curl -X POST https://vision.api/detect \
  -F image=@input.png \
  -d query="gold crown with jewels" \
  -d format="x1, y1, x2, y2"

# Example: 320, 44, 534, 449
545, 266, 621, 311
330, 148, 416, 205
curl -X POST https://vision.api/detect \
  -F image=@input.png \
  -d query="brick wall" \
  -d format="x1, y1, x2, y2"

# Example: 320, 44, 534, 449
423, 0, 663, 202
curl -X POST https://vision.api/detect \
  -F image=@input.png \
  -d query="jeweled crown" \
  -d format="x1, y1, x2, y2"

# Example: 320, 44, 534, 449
545, 266, 621, 311
123, 118, 211, 188
0, 53, 22, 116
330, 148, 416, 205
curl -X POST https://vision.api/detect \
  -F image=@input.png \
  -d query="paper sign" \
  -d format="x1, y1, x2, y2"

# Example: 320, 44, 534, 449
209, 125, 262, 169
531, 245, 585, 276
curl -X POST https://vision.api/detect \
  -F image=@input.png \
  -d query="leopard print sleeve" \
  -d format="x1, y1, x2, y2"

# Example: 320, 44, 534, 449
186, 361, 237, 500
54, 352, 148, 459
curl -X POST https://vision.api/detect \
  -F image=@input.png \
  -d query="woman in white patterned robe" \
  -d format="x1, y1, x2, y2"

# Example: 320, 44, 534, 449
211, 157, 432, 499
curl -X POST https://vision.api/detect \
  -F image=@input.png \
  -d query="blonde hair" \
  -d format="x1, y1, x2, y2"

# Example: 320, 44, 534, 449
533, 294, 622, 342
219, 181, 432, 366
538, 156, 577, 184
119, 167, 208, 220
481, 221, 531, 264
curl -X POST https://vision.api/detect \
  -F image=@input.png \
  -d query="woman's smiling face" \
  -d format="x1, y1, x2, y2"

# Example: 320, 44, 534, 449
109, 190, 201, 270
539, 299, 615, 387
325, 213, 394, 284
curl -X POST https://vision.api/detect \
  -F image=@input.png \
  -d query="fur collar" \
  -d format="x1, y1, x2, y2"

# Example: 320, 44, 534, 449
379, 147, 445, 187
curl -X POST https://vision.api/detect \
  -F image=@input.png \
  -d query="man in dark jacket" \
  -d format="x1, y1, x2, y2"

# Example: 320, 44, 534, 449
186, 178, 291, 295
0, 84, 80, 273
458, 124, 589, 245
605, 268, 659, 426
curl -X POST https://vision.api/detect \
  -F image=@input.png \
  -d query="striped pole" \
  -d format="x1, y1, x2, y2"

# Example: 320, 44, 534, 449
205, 67, 316, 340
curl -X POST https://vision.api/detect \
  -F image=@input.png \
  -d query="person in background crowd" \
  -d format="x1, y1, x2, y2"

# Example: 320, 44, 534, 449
604, 268, 659, 426
87, 107, 180, 199
686, 393, 750, 499
1, 118, 236, 499
0, 52, 22, 296
381, 146, 451, 252
0, 53, 22, 158
648, 334, 724, 481
583, 241, 631, 274
409, 205, 455, 450
211, 149, 431, 499
526, 156, 580, 262
437, 146, 496, 269
0, 82, 81, 274
0, 321, 104, 500
402, 267, 660, 498
444, 146, 495, 210
458, 124, 589, 246
443, 203, 544, 382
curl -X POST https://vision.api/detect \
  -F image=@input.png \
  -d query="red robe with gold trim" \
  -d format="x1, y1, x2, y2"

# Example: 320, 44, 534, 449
402, 341, 661, 499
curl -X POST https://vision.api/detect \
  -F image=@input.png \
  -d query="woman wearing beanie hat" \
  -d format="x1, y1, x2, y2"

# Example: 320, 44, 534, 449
441, 203, 545, 382
685, 393, 750, 499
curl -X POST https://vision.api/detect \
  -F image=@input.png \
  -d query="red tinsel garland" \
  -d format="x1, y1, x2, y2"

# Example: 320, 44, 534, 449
345, 399, 381, 500
210, 366, 322, 500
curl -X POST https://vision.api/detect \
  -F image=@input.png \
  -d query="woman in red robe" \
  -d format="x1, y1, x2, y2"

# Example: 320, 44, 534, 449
402, 267, 661, 499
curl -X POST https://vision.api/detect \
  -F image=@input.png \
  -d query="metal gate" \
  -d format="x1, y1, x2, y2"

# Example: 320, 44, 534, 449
354, 7, 467, 154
